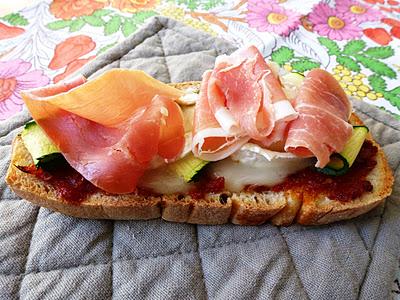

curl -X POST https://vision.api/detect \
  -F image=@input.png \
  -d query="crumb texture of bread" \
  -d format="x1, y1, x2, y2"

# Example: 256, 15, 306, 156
5, 84, 394, 226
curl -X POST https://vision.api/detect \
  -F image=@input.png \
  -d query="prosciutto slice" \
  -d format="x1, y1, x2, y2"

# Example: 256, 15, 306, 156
192, 70, 249, 160
193, 46, 352, 168
193, 46, 297, 161
22, 69, 185, 194
285, 69, 353, 167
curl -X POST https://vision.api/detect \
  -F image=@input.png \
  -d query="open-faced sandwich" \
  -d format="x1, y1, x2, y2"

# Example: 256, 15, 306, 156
5, 45, 394, 225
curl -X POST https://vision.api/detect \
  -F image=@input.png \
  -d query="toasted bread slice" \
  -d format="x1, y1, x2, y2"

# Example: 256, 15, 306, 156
5, 83, 394, 225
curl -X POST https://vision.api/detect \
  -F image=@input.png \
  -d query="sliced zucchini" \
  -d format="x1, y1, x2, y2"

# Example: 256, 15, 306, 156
169, 153, 209, 182
21, 121, 65, 170
317, 125, 369, 176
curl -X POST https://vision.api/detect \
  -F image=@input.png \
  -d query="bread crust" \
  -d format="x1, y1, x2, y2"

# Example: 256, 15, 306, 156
5, 83, 394, 225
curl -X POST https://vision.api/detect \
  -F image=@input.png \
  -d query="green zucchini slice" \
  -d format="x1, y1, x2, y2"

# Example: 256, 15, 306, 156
317, 125, 369, 176
21, 121, 65, 170
169, 153, 209, 182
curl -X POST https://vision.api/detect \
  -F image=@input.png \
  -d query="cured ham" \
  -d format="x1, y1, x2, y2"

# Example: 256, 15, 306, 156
193, 46, 352, 168
22, 69, 185, 194
192, 70, 249, 161
21, 46, 353, 195
285, 69, 353, 167
193, 46, 297, 161
210, 46, 297, 140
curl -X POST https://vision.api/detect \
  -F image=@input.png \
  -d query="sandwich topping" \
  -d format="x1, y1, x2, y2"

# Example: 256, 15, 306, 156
21, 70, 186, 194
17, 139, 377, 203
192, 46, 352, 168
19, 45, 371, 200
258, 140, 378, 202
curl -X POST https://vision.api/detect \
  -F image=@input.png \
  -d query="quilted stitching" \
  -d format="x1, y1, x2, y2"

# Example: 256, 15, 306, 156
0, 202, 38, 275
194, 226, 209, 299
81, 17, 237, 83
0, 225, 375, 277
0, 16, 399, 299
359, 165, 400, 298
17, 206, 40, 299
279, 228, 310, 300
157, 32, 172, 83
24, 209, 113, 274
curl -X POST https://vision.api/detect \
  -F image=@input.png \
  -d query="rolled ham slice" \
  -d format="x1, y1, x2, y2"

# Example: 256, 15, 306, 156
285, 69, 353, 168
192, 70, 249, 161
193, 46, 297, 161
193, 47, 352, 168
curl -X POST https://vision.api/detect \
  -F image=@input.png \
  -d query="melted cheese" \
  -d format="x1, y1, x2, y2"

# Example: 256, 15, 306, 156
138, 167, 193, 194
210, 143, 312, 192
139, 143, 312, 194
210, 156, 311, 192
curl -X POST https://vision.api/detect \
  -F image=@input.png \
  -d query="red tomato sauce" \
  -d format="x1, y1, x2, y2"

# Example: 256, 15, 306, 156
17, 164, 97, 204
189, 177, 225, 199
19, 141, 377, 204
249, 140, 377, 202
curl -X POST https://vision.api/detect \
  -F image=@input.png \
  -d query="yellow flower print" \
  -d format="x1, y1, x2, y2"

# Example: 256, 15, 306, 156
159, 4, 185, 21
332, 65, 381, 100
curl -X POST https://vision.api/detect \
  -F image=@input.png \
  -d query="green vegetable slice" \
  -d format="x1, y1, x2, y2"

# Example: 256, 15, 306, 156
169, 153, 209, 182
21, 121, 65, 170
317, 125, 369, 176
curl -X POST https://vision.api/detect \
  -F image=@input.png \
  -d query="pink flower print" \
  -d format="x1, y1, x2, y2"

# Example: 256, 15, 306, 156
336, 0, 384, 23
247, 0, 301, 36
0, 59, 49, 120
308, 3, 362, 40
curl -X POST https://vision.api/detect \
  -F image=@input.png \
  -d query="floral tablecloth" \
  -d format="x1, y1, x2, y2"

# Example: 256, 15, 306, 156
0, 0, 399, 296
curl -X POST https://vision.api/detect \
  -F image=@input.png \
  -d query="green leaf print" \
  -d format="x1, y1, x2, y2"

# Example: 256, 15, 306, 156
83, 16, 104, 27
69, 19, 85, 32
291, 59, 320, 73
319, 34, 397, 108
389, 86, 400, 94
97, 42, 118, 55
1, 12, 28, 26
131, 11, 157, 23
120, 11, 156, 37
271, 46, 294, 66
384, 92, 400, 109
364, 46, 394, 59
176, 0, 225, 10
318, 37, 340, 55
93, 9, 113, 17
343, 40, 366, 55
368, 75, 387, 93
356, 55, 396, 79
122, 20, 137, 37
367, 75, 400, 109
47, 20, 72, 30
177, 0, 198, 10
336, 56, 360, 72
104, 16, 121, 35
46, 10, 156, 36
203, 0, 226, 10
